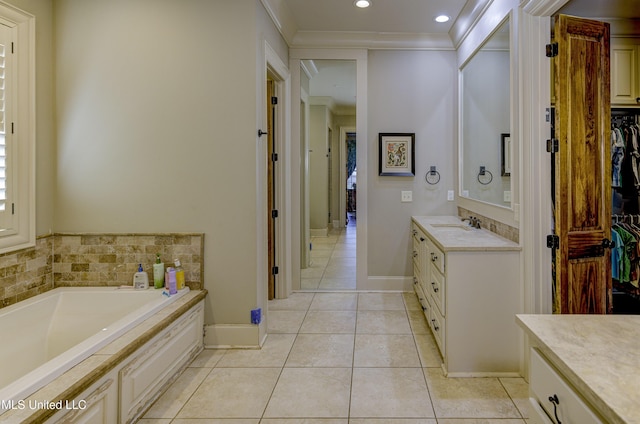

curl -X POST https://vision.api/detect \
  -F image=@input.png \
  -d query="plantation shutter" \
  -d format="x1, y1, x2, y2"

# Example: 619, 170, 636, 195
0, 26, 6, 213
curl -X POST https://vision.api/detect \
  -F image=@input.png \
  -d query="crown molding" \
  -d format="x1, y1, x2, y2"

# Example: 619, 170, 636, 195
291, 31, 455, 50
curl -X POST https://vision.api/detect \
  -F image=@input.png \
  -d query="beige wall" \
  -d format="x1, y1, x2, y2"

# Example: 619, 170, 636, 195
52, 0, 287, 336
367, 50, 458, 277
309, 104, 330, 231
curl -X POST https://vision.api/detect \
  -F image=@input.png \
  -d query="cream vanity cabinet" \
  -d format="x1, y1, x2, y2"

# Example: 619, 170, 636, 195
412, 216, 521, 377
517, 315, 636, 424
611, 39, 640, 106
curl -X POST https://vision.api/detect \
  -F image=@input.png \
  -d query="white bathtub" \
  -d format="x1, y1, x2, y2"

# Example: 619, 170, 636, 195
0, 287, 189, 412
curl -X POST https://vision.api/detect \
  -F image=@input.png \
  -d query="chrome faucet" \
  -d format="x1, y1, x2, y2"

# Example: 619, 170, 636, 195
464, 216, 482, 229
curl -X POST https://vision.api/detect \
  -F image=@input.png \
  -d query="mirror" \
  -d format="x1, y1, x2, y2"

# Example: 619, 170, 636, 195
460, 19, 511, 207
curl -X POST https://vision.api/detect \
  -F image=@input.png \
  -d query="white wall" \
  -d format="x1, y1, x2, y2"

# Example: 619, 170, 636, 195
367, 50, 457, 277
54, 0, 288, 344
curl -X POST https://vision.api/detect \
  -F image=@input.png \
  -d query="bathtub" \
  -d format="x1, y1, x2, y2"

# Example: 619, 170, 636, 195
0, 287, 190, 412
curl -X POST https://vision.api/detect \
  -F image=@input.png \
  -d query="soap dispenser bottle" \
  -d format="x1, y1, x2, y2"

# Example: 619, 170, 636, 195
153, 254, 165, 289
133, 264, 149, 289
174, 259, 185, 290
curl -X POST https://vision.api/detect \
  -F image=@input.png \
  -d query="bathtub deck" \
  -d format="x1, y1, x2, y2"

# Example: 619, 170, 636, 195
0, 289, 207, 424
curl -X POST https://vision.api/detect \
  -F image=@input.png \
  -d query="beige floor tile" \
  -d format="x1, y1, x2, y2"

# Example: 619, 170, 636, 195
172, 420, 259, 424
300, 310, 356, 333
269, 293, 315, 311
403, 292, 423, 310
217, 334, 295, 367
176, 368, 280, 418
261, 420, 347, 424
436, 420, 526, 424
309, 292, 358, 310
408, 309, 430, 334
326, 257, 356, 267
350, 368, 435, 418
137, 419, 172, 424
414, 333, 443, 368
263, 368, 352, 418
500, 377, 531, 419
268, 310, 307, 333
424, 368, 521, 419
302, 267, 327, 279
188, 348, 227, 368
318, 277, 356, 290
311, 248, 334, 258
323, 265, 356, 279
354, 334, 421, 367
330, 249, 357, 258
356, 310, 412, 334
301, 278, 321, 289
286, 334, 355, 367
350, 420, 436, 424
358, 292, 406, 310
142, 367, 211, 418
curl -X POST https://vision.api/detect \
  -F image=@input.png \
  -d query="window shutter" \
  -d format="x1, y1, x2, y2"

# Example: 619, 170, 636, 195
0, 34, 5, 213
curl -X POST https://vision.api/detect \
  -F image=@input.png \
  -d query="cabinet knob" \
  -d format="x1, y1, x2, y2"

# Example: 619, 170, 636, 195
412, 230, 417, 236
431, 319, 439, 331
413, 251, 418, 258
420, 237, 425, 242
431, 253, 438, 262
431, 282, 439, 292
413, 277, 418, 284
636, 97, 640, 103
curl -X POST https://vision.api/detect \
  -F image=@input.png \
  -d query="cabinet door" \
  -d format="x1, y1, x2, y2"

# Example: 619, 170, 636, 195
611, 43, 639, 105
553, 15, 612, 314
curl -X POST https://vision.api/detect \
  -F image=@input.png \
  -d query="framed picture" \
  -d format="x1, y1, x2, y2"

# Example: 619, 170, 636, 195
378, 133, 415, 176
501, 133, 511, 176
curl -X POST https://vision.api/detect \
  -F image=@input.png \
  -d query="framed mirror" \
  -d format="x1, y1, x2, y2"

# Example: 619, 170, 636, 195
460, 18, 511, 207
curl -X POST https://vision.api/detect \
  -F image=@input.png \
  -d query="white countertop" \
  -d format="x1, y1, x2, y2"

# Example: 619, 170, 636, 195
412, 215, 520, 252
517, 314, 640, 424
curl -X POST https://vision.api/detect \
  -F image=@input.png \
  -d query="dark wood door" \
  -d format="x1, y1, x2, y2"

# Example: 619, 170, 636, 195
553, 14, 612, 314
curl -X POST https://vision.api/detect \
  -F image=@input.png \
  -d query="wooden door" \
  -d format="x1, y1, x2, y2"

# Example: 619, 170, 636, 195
553, 15, 612, 314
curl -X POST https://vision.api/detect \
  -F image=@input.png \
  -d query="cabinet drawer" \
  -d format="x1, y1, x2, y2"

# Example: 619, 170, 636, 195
530, 348, 603, 424
429, 242, 445, 274
429, 305, 445, 357
413, 279, 429, 312
429, 268, 445, 316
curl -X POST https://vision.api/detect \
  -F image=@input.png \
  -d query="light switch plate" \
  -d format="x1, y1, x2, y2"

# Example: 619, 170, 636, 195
401, 191, 412, 202
447, 190, 454, 201
504, 191, 511, 202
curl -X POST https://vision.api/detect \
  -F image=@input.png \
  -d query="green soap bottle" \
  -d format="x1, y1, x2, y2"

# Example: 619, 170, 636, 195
153, 254, 165, 289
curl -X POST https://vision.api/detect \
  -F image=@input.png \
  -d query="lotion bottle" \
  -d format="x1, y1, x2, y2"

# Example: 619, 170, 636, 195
153, 254, 165, 289
133, 264, 149, 289
166, 267, 177, 295
174, 259, 185, 290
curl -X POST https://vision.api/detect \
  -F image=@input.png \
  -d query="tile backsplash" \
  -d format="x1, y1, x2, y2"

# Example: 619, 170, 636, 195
457, 207, 519, 243
0, 233, 204, 309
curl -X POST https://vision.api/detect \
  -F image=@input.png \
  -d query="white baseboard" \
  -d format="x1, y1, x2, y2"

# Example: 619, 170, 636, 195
365, 276, 413, 291
204, 323, 265, 349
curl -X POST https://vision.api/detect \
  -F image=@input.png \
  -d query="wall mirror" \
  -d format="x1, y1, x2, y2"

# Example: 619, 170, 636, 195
460, 18, 511, 207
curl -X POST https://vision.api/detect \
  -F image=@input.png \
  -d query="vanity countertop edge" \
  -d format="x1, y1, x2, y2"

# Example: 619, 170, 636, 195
411, 215, 521, 252
516, 314, 640, 424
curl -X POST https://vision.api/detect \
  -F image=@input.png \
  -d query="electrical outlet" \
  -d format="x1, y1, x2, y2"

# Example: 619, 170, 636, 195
462, 190, 469, 197
447, 190, 454, 201
401, 191, 412, 202
504, 191, 511, 202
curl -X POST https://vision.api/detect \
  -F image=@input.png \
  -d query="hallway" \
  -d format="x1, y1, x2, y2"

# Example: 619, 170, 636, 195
301, 214, 357, 290
140, 290, 530, 422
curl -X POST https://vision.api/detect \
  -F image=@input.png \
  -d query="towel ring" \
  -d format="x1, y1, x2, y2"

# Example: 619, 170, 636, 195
477, 167, 493, 185
425, 166, 441, 185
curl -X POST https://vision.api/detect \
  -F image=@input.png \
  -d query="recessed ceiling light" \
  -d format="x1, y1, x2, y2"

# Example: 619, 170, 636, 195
435, 15, 450, 23
354, 0, 371, 8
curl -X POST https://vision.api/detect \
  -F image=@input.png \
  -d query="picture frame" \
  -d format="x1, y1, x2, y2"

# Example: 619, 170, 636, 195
378, 133, 415, 176
501, 133, 511, 177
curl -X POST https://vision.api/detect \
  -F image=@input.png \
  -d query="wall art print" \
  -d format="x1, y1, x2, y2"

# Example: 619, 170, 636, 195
378, 133, 415, 176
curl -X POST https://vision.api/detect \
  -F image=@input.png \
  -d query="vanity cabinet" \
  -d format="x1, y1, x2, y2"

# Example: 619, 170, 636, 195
611, 39, 640, 106
528, 348, 604, 424
411, 216, 521, 377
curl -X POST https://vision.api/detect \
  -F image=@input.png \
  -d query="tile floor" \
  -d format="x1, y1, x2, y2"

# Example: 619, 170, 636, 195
140, 223, 531, 423
301, 216, 357, 290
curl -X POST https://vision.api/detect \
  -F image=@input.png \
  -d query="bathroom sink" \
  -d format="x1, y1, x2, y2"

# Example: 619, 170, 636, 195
430, 223, 472, 231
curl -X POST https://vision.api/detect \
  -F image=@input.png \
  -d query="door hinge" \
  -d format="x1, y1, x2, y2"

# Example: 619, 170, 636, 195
272, 266, 279, 275
271, 209, 278, 218
271, 96, 278, 105
11, 122, 14, 134
12, 203, 15, 215
546, 234, 560, 249
11, 42, 14, 54
271, 153, 278, 162
546, 139, 558, 153
546, 42, 558, 57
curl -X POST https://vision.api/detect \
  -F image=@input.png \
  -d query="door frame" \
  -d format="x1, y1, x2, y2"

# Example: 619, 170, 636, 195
265, 41, 291, 300
340, 126, 355, 229
290, 48, 368, 291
